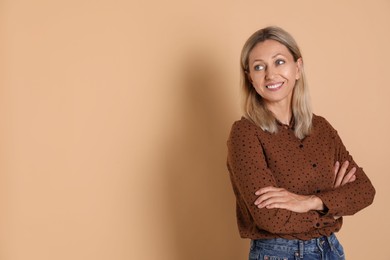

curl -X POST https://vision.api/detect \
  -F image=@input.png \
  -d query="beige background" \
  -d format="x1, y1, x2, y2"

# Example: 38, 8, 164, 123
1, 0, 389, 259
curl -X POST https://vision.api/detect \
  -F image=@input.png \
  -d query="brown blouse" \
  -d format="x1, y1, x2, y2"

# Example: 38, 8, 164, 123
227, 115, 375, 240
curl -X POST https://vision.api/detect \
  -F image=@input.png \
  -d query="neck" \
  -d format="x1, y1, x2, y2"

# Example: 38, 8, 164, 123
266, 101, 292, 125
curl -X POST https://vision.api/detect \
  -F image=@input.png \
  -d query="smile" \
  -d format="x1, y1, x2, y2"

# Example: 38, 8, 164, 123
266, 82, 283, 89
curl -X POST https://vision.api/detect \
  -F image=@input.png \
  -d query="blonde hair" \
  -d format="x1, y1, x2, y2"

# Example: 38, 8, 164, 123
240, 26, 312, 139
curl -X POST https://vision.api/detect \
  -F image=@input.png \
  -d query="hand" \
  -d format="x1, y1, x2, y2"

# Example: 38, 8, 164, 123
332, 161, 356, 219
333, 161, 356, 188
254, 187, 323, 213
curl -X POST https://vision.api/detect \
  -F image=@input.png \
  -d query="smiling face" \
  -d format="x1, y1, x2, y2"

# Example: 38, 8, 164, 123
247, 39, 302, 109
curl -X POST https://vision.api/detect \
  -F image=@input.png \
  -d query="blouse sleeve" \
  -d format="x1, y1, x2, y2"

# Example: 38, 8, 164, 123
227, 120, 336, 235
315, 123, 376, 216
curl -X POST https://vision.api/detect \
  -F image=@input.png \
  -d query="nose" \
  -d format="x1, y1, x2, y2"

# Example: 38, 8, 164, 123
265, 66, 276, 80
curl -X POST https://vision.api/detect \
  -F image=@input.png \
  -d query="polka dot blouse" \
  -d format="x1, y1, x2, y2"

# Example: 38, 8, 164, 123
227, 115, 375, 240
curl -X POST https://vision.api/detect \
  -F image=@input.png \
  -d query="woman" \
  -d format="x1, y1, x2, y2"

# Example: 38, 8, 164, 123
227, 26, 375, 260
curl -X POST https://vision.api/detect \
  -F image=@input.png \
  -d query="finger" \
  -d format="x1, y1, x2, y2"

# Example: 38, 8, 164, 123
254, 189, 290, 206
341, 160, 350, 172
254, 190, 287, 206
255, 186, 282, 196
257, 195, 289, 208
336, 161, 350, 186
334, 161, 349, 188
333, 161, 340, 176
341, 167, 356, 186
265, 202, 289, 210
334, 166, 344, 188
341, 168, 357, 186
333, 161, 340, 187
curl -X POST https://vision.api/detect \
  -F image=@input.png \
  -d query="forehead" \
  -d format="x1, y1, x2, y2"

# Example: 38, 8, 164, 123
249, 40, 293, 62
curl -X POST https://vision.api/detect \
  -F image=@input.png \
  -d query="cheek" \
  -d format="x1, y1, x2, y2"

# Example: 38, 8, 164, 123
250, 73, 264, 84
251, 82, 264, 95
282, 67, 299, 81
252, 79, 264, 92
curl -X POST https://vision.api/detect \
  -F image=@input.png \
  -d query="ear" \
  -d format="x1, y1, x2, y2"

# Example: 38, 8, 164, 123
295, 58, 303, 80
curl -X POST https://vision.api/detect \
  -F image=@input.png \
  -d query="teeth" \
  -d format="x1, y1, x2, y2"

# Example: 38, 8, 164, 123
266, 83, 283, 89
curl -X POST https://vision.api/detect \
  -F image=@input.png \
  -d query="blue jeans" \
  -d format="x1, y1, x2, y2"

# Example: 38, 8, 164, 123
249, 234, 345, 260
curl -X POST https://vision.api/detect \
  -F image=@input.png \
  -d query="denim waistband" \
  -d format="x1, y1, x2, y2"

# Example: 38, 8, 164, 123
251, 233, 339, 259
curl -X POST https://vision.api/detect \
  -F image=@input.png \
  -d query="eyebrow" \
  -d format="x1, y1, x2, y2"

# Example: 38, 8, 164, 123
251, 53, 285, 63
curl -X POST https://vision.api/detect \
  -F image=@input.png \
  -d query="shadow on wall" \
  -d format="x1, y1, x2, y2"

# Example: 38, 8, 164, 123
164, 49, 248, 259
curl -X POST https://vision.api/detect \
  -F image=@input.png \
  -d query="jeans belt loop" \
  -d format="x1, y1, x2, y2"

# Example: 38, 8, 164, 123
298, 240, 304, 259
326, 236, 336, 252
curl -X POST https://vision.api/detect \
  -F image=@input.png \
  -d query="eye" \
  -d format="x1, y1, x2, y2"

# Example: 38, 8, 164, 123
275, 59, 285, 65
254, 64, 265, 71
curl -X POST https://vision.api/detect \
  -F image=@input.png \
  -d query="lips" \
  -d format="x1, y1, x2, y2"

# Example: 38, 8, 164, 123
266, 82, 284, 90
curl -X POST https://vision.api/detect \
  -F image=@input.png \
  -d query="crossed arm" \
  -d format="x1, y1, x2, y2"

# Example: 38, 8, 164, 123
254, 160, 357, 213
227, 118, 375, 234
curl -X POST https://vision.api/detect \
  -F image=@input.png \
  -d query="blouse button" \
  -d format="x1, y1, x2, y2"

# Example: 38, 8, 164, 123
312, 163, 317, 168
316, 223, 320, 227
299, 144, 304, 148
